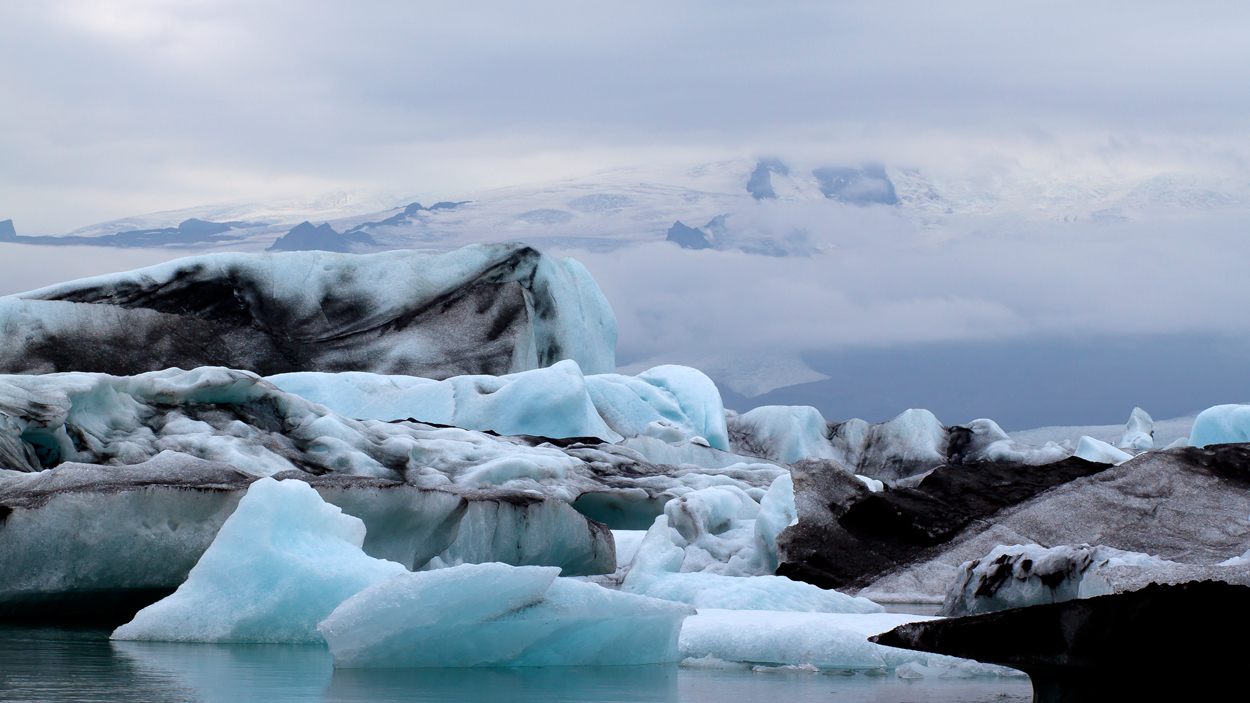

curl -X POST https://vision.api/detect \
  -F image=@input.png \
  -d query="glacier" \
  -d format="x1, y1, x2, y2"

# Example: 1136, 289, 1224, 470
112, 477, 406, 643
0, 244, 616, 379
318, 563, 694, 668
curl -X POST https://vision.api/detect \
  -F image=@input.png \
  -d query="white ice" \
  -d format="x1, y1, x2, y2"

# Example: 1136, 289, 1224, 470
1073, 435, 1133, 464
1189, 404, 1250, 448
619, 476, 880, 613
318, 562, 694, 668
270, 360, 620, 442
1117, 406, 1155, 450
269, 360, 731, 447
680, 610, 1024, 677
112, 477, 406, 643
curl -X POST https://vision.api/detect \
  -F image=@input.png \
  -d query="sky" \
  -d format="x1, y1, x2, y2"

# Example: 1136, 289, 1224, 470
3, 1, 1250, 429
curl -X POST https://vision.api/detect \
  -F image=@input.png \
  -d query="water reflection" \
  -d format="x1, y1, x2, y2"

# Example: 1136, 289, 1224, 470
0, 626, 1032, 703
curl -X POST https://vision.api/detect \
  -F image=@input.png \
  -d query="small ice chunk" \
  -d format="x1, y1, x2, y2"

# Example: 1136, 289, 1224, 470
112, 477, 406, 643
1074, 435, 1133, 465
1117, 407, 1155, 450
856, 475, 884, 492
317, 563, 694, 668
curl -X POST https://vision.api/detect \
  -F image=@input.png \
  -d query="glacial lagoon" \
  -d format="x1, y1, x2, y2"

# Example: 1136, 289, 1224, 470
0, 625, 1032, 703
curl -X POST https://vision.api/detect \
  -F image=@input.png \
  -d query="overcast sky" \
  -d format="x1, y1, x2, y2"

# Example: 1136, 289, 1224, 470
4, 1, 1250, 428
4, 1, 1250, 233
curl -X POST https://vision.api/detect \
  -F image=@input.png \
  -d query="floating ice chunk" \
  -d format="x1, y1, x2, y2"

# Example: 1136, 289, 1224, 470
626, 571, 883, 612
1117, 407, 1155, 450
1190, 404, 1250, 448
941, 543, 1175, 616
679, 610, 1023, 676
112, 478, 406, 643
318, 563, 693, 668
1164, 437, 1189, 449
1073, 435, 1133, 465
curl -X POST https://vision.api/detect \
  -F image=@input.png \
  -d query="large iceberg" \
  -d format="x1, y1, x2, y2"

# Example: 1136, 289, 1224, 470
1189, 404, 1250, 448
318, 563, 694, 668
0, 244, 616, 379
112, 477, 406, 643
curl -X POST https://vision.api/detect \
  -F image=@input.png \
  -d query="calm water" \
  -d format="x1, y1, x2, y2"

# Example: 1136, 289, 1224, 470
0, 626, 1032, 703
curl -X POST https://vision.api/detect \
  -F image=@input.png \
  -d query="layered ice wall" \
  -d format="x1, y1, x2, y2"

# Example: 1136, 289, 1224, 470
0, 244, 616, 379
112, 478, 407, 643
318, 563, 694, 667
268, 360, 730, 447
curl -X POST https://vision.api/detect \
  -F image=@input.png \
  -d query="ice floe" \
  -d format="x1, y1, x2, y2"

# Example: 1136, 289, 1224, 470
318, 563, 693, 667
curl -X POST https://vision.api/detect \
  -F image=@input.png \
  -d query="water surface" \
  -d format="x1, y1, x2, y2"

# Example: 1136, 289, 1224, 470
0, 626, 1032, 703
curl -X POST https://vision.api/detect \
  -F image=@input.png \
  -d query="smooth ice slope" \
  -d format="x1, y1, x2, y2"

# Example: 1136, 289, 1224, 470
680, 610, 1023, 676
318, 563, 694, 668
1190, 404, 1250, 448
268, 361, 731, 446
112, 478, 406, 643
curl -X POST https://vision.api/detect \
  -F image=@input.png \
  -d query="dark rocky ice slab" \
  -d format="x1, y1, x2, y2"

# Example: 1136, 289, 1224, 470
871, 580, 1250, 702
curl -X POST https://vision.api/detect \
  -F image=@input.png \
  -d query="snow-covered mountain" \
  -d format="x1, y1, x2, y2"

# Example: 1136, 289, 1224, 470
7, 158, 1249, 257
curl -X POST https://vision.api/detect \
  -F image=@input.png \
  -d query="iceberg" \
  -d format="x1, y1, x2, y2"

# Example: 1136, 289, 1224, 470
1117, 406, 1154, 450
0, 244, 616, 379
940, 543, 1174, 616
1189, 404, 1250, 448
318, 563, 694, 668
680, 609, 1021, 676
112, 477, 406, 643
